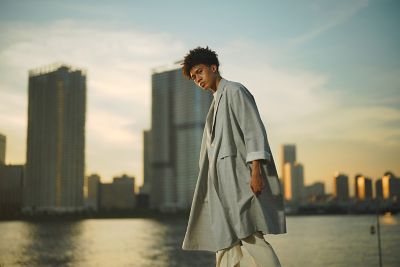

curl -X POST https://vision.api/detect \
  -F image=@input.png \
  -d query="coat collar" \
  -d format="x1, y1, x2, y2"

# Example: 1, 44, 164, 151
210, 78, 227, 137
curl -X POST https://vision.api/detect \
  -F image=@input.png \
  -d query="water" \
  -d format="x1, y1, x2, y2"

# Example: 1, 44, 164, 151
0, 214, 399, 267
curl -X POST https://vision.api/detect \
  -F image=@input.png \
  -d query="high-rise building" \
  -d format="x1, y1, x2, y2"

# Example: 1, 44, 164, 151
281, 144, 296, 185
144, 63, 212, 210
333, 172, 349, 202
281, 144, 306, 205
283, 162, 304, 204
354, 174, 373, 200
381, 171, 400, 201
138, 130, 152, 209
24, 64, 86, 213
0, 133, 5, 165
375, 178, 383, 199
141, 130, 152, 196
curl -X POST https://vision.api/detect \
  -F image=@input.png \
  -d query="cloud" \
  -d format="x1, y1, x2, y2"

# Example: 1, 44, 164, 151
218, 39, 400, 148
219, 40, 338, 123
279, 105, 400, 145
288, 0, 369, 47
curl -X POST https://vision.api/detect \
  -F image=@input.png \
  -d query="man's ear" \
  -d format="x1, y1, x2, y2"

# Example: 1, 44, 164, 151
211, 64, 218, 73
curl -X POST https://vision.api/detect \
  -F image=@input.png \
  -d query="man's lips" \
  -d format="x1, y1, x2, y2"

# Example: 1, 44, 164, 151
200, 82, 205, 88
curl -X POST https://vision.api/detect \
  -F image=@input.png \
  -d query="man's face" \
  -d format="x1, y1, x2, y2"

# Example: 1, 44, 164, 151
189, 64, 218, 90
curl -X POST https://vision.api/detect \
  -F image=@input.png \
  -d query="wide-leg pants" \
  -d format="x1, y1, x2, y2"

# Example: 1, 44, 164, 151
215, 232, 281, 267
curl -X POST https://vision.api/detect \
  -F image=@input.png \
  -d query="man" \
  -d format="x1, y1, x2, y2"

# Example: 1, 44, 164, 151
181, 46, 286, 267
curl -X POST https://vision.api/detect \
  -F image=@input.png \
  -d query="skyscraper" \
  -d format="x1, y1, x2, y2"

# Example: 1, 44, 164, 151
354, 174, 373, 200
281, 144, 296, 180
333, 172, 349, 202
381, 171, 400, 201
144, 63, 212, 210
375, 178, 383, 199
24, 64, 86, 213
283, 162, 304, 204
141, 129, 152, 196
281, 144, 306, 205
0, 133, 5, 165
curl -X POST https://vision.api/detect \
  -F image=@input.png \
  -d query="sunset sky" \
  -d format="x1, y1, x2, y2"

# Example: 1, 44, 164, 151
0, 0, 399, 194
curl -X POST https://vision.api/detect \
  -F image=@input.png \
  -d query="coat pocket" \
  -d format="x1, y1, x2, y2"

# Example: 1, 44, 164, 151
218, 147, 237, 159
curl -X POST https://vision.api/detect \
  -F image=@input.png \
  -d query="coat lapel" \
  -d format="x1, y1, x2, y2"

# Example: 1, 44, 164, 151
205, 99, 215, 139
211, 79, 227, 138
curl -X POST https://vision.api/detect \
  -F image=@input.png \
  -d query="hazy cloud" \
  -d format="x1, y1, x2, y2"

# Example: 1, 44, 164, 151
289, 0, 369, 47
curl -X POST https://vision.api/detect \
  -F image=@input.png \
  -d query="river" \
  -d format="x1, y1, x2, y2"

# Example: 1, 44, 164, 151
0, 214, 399, 266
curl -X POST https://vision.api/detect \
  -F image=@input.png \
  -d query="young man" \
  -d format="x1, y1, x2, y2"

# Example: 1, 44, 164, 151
181, 47, 286, 267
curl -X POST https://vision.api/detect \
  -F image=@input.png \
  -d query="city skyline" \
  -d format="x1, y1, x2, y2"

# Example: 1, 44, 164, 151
0, 63, 397, 197
0, 0, 399, 194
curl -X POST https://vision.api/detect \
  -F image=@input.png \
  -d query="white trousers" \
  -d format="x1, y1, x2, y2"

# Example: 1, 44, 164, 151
215, 232, 281, 267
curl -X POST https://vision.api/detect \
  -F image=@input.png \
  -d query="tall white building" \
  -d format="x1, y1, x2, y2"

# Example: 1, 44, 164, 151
144, 63, 212, 210
24, 64, 86, 213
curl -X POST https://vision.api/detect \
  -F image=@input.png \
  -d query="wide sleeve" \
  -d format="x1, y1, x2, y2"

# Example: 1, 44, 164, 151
229, 85, 271, 164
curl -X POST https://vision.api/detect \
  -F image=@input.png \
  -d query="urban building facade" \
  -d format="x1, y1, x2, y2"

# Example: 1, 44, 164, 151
354, 174, 373, 200
375, 178, 383, 199
144, 64, 212, 210
280, 144, 296, 187
283, 162, 305, 204
281, 144, 307, 206
141, 130, 152, 196
333, 172, 349, 202
0, 164, 24, 216
380, 172, 400, 201
24, 64, 86, 213
86, 174, 100, 211
304, 182, 325, 203
0, 133, 5, 165
98, 174, 135, 210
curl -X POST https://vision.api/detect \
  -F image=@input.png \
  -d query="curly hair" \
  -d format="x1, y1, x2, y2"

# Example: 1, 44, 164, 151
182, 46, 219, 79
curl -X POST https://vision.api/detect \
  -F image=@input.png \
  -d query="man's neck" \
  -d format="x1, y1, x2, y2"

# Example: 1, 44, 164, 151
210, 76, 222, 93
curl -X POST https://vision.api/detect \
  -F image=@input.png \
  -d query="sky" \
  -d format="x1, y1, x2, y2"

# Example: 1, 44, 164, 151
0, 0, 399, 194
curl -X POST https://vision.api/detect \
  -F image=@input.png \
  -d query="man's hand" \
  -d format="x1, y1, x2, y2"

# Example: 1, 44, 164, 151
250, 160, 265, 197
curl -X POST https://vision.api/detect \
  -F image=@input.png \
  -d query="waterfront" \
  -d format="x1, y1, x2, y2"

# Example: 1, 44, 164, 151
0, 214, 399, 267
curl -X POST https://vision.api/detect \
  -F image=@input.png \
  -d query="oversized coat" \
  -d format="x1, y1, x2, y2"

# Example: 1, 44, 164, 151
182, 78, 286, 252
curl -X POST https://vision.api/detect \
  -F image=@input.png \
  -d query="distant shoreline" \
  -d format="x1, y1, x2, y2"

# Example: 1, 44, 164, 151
1, 207, 398, 222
